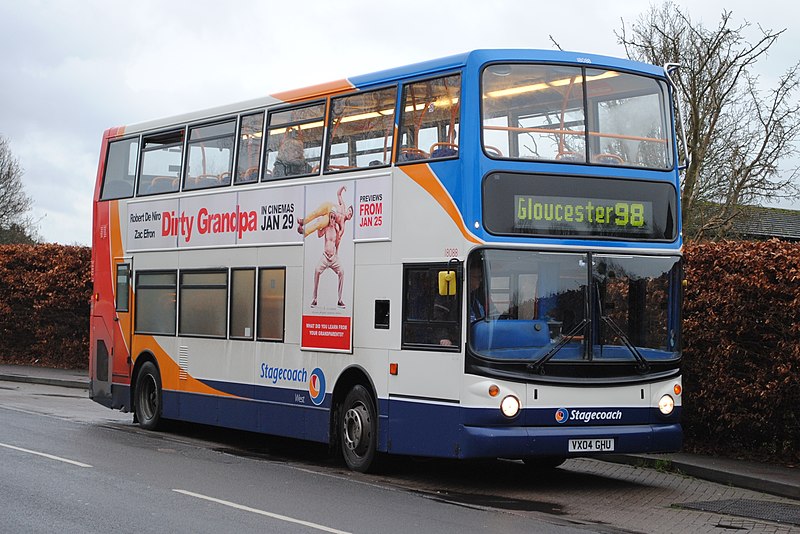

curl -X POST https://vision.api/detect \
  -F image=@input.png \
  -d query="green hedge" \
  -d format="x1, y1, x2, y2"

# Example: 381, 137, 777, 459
0, 242, 797, 462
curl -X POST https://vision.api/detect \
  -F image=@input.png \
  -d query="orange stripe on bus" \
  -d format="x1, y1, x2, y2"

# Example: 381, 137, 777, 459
132, 336, 238, 398
108, 200, 132, 351
109, 200, 124, 262
401, 164, 482, 244
271, 79, 355, 103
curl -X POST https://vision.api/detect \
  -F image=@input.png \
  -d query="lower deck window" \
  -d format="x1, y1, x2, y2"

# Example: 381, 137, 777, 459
258, 268, 286, 341
230, 269, 255, 339
179, 271, 228, 338
135, 271, 177, 335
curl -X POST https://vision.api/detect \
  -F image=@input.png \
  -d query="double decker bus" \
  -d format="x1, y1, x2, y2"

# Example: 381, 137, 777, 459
90, 49, 683, 472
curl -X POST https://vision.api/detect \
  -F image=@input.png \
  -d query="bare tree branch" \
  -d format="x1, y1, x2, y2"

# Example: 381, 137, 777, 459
548, 35, 563, 51
0, 136, 37, 243
617, 1, 800, 239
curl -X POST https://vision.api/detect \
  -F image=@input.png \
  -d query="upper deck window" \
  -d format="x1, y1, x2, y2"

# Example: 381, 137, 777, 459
184, 120, 236, 191
397, 74, 461, 163
325, 87, 396, 172
137, 129, 184, 196
235, 112, 264, 184
482, 64, 672, 169
264, 103, 325, 180
100, 137, 138, 200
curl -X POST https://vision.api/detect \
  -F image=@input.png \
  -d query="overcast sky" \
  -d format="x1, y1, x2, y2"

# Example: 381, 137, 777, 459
1, 0, 797, 245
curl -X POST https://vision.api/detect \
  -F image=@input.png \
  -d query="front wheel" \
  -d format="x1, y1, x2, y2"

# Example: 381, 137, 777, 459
134, 361, 162, 430
340, 385, 378, 472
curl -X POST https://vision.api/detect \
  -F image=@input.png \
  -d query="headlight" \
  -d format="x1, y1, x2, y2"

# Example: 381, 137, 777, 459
658, 394, 675, 415
500, 395, 521, 418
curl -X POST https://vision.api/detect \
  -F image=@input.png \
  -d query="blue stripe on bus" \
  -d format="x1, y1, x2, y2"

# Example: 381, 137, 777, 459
158, 382, 680, 459
161, 388, 332, 444
347, 52, 470, 89
386, 397, 681, 458
345, 49, 665, 91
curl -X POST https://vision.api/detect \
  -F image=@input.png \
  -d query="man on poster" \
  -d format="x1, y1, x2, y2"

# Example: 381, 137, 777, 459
298, 185, 354, 307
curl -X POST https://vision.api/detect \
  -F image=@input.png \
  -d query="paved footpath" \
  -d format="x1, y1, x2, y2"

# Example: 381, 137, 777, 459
368, 455, 800, 533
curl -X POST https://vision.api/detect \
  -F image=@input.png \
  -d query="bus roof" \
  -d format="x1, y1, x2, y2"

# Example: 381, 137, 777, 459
107, 49, 666, 139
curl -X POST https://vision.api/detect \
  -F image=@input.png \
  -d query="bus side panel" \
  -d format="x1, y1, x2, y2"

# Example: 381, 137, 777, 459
386, 399, 462, 457
89, 315, 112, 407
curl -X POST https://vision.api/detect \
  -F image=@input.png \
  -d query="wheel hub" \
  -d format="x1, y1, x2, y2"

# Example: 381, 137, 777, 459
343, 403, 370, 453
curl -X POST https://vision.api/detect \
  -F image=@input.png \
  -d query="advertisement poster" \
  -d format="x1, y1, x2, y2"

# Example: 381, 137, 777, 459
300, 182, 355, 352
239, 186, 304, 246
354, 175, 392, 241
125, 187, 304, 251
127, 198, 179, 250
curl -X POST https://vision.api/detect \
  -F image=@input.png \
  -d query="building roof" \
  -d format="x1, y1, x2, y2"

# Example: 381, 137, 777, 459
731, 206, 800, 241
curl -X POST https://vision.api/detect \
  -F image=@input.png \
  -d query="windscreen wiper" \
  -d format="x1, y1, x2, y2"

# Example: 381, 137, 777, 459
529, 319, 588, 375
600, 315, 650, 373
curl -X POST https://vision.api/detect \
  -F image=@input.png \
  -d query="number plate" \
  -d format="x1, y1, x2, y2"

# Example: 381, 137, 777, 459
568, 438, 615, 452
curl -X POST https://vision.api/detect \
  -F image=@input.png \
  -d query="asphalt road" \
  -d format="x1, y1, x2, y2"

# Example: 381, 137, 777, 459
0, 381, 584, 534
1, 380, 797, 533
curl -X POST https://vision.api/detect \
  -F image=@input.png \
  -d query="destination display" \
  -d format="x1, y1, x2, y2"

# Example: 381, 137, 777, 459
483, 172, 677, 241
514, 195, 653, 235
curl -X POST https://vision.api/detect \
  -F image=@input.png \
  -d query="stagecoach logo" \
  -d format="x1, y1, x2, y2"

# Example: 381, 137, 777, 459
555, 408, 570, 424
555, 408, 623, 424
308, 368, 326, 406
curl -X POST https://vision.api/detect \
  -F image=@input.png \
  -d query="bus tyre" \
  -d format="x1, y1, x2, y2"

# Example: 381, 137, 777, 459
135, 361, 162, 431
340, 385, 377, 473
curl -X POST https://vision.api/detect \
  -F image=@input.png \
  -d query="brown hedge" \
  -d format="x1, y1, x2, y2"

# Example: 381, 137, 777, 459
0, 244, 91, 369
683, 240, 800, 463
0, 242, 797, 462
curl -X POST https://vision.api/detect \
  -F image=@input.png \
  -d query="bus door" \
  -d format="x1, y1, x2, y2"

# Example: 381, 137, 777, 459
111, 259, 133, 384
389, 263, 463, 453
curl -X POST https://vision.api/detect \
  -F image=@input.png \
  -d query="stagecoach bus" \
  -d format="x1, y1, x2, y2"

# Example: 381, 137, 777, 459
90, 49, 683, 472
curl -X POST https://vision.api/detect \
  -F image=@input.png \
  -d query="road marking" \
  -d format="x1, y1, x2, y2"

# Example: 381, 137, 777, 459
173, 489, 351, 534
0, 442, 93, 468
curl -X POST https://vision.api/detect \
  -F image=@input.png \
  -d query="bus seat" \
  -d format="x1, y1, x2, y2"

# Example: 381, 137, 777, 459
471, 320, 550, 352
592, 153, 624, 164
555, 151, 583, 162
239, 166, 259, 182
398, 147, 428, 162
146, 176, 178, 194
484, 145, 503, 157
429, 142, 458, 158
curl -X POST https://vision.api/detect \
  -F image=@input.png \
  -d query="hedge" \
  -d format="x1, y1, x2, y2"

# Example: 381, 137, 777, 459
0, 244, 91, 369
683, 240, 799, 463
0, 242, 797, 462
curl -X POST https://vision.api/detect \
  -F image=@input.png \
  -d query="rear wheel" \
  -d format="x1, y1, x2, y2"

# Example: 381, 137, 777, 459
340, 385, 377, 472
134, 361, 162, 430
